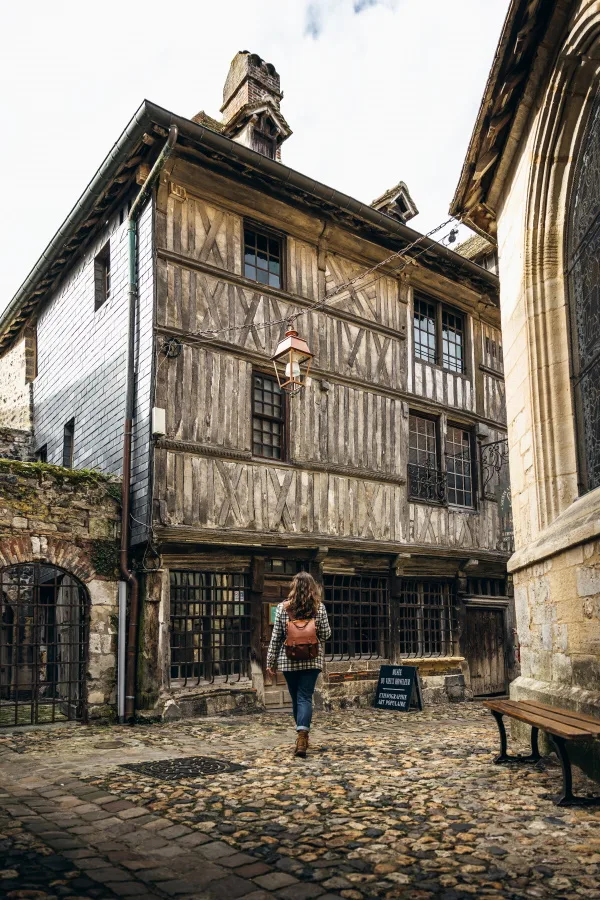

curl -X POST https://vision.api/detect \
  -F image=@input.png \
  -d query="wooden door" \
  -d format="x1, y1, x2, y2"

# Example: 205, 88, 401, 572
463, 607, 507, 697
261, 577, 293, 709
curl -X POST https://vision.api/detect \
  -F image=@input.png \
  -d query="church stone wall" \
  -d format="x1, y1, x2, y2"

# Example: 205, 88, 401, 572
492, 1, 600, 779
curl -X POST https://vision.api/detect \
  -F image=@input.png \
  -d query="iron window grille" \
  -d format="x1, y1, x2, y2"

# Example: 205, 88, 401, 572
0, 564, 88, 727
323, 574, 389, 660
408, 413, 446, 503
466, 577, 507, 597
252, 371, 286, 459
244, 226, 282, 288
264, 559, 306, 575
398, 580, 455, 658
413, 293, 466, 374
62, 419, 75, 468
170, 571, 250, 686
446, 426, 474, 508
94, 242, 111, 311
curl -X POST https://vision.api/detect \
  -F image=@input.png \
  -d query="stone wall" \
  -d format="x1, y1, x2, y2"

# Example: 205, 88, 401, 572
0, 459, 121, 720
0, 427, 33, 461
316, 656, 468, 710
0, 333, 33, 431
509, 487, 600, 779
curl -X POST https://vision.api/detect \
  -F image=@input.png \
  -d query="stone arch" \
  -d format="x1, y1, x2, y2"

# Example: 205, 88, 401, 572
0, 561, 90, 724
0, 535, 97, 584
521, 5, 600, 531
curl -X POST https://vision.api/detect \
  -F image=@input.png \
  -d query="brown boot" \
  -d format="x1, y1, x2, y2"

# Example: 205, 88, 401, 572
294, 731, 309, 758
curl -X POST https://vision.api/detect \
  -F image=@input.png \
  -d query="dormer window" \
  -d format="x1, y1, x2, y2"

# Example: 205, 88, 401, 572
252, 113, 279, 159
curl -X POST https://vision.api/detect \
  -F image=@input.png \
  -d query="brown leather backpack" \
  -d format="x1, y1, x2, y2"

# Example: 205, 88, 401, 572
283, 601, 319, 661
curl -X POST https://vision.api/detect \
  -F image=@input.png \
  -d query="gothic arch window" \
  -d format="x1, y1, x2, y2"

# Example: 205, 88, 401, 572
568, 85, 600, 493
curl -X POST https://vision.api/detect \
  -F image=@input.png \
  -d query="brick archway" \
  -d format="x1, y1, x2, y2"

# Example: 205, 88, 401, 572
0, 535, 97, 584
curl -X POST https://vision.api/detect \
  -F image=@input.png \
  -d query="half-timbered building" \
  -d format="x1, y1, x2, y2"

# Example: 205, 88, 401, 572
0, 51, 515, 721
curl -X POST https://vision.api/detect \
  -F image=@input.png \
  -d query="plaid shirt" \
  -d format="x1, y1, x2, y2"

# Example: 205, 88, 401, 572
266, 603, 332, 672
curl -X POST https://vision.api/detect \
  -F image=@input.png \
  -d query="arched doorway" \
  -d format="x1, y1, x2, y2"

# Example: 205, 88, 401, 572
0, 563, 89, 726
568, 84, 600, 494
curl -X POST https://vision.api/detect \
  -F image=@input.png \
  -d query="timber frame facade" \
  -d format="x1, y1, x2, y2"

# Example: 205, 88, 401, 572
0, 53, 515, 718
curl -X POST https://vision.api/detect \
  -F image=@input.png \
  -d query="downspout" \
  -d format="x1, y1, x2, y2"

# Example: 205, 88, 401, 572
121, 125, 178, 723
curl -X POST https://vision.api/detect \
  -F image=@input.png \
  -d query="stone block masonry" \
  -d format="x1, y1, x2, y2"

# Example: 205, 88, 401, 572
0, 426, 34, 461
0, 458, 121, 719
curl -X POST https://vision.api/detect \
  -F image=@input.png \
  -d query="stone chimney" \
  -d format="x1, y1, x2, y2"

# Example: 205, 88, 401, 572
220, 51, 292, 160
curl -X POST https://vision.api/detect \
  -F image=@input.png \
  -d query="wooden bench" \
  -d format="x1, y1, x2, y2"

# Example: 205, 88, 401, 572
484, 699, 600, 807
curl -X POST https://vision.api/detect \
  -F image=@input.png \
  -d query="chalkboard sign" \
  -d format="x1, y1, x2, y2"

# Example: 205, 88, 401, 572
373, 665, 423, 711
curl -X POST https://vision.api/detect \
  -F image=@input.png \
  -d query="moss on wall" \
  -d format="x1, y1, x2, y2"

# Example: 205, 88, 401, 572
90, 541, 120, 578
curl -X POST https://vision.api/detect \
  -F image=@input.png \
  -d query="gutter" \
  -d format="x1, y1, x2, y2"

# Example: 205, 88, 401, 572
1, 101, 497, 349
120, 125, 178, 723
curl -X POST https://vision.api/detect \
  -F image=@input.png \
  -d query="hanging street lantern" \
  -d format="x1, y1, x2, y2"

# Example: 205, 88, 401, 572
272, 324, 313, 394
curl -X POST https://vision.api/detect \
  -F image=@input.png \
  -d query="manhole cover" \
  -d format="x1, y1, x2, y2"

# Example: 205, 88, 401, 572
121, 755, 244, 780
94, 741, 127, 749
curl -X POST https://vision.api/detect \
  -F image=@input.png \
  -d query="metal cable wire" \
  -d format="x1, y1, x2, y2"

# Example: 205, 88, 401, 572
174, 216, 458, 348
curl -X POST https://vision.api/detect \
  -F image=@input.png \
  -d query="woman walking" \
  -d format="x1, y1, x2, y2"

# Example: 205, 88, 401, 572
266, 571, 332, 758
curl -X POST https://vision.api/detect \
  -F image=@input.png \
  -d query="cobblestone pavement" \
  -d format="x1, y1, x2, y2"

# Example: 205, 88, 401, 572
0, 703, 599, 900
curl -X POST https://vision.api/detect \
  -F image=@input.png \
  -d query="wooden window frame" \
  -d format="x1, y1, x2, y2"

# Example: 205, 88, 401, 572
243, 221, 286, 291
445, 422, 476, 509
397, 579, 455, 657
252, 369, 288, 461
407, 411, 445, 505
413, 292, 468, 375
62, 419, 75, 468
94, 242, 111, 311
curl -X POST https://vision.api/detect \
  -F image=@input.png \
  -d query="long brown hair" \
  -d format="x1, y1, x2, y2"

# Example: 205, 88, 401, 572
287, 571, 321, 619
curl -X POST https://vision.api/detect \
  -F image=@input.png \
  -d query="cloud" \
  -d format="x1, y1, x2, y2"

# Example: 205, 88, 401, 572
0, 0, 510, 310
304, 0, 398, 40
353, 0, 379, 12
305, 3, 322, 38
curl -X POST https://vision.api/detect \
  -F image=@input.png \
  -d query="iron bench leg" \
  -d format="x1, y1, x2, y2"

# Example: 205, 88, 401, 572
491, 711, 542, 765
548, 736, 600, 808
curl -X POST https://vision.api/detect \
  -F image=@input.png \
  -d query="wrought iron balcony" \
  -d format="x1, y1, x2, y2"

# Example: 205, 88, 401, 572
407, 462, 447, 504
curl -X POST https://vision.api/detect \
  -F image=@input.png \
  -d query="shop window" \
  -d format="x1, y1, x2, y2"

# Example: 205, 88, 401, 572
169, 571, 250, 685
398, 580, 454, 657
252, 371, 286, 459
323, 574, 389, 659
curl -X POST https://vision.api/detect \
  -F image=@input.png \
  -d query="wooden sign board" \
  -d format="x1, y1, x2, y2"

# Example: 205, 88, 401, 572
373, 665, 423, 712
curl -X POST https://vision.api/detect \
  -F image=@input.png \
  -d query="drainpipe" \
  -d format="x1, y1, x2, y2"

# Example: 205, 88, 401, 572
120, 125, 178, 723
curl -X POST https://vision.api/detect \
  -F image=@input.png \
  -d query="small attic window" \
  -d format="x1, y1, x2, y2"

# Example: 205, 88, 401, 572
94, 242, 111, 311
252, 114, 279, 159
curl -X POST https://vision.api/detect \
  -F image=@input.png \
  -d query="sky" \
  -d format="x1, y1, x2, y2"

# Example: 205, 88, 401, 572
0, 0, 509, 314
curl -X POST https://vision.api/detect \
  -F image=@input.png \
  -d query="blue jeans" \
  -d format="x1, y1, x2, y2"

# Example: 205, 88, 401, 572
283, 669, 320, 731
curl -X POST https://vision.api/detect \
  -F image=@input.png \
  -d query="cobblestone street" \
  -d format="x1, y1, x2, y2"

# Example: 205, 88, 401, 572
0, 704, 599, 900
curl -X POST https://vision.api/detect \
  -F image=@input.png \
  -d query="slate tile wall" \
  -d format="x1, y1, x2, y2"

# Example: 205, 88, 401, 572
33, 201, 154, 546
